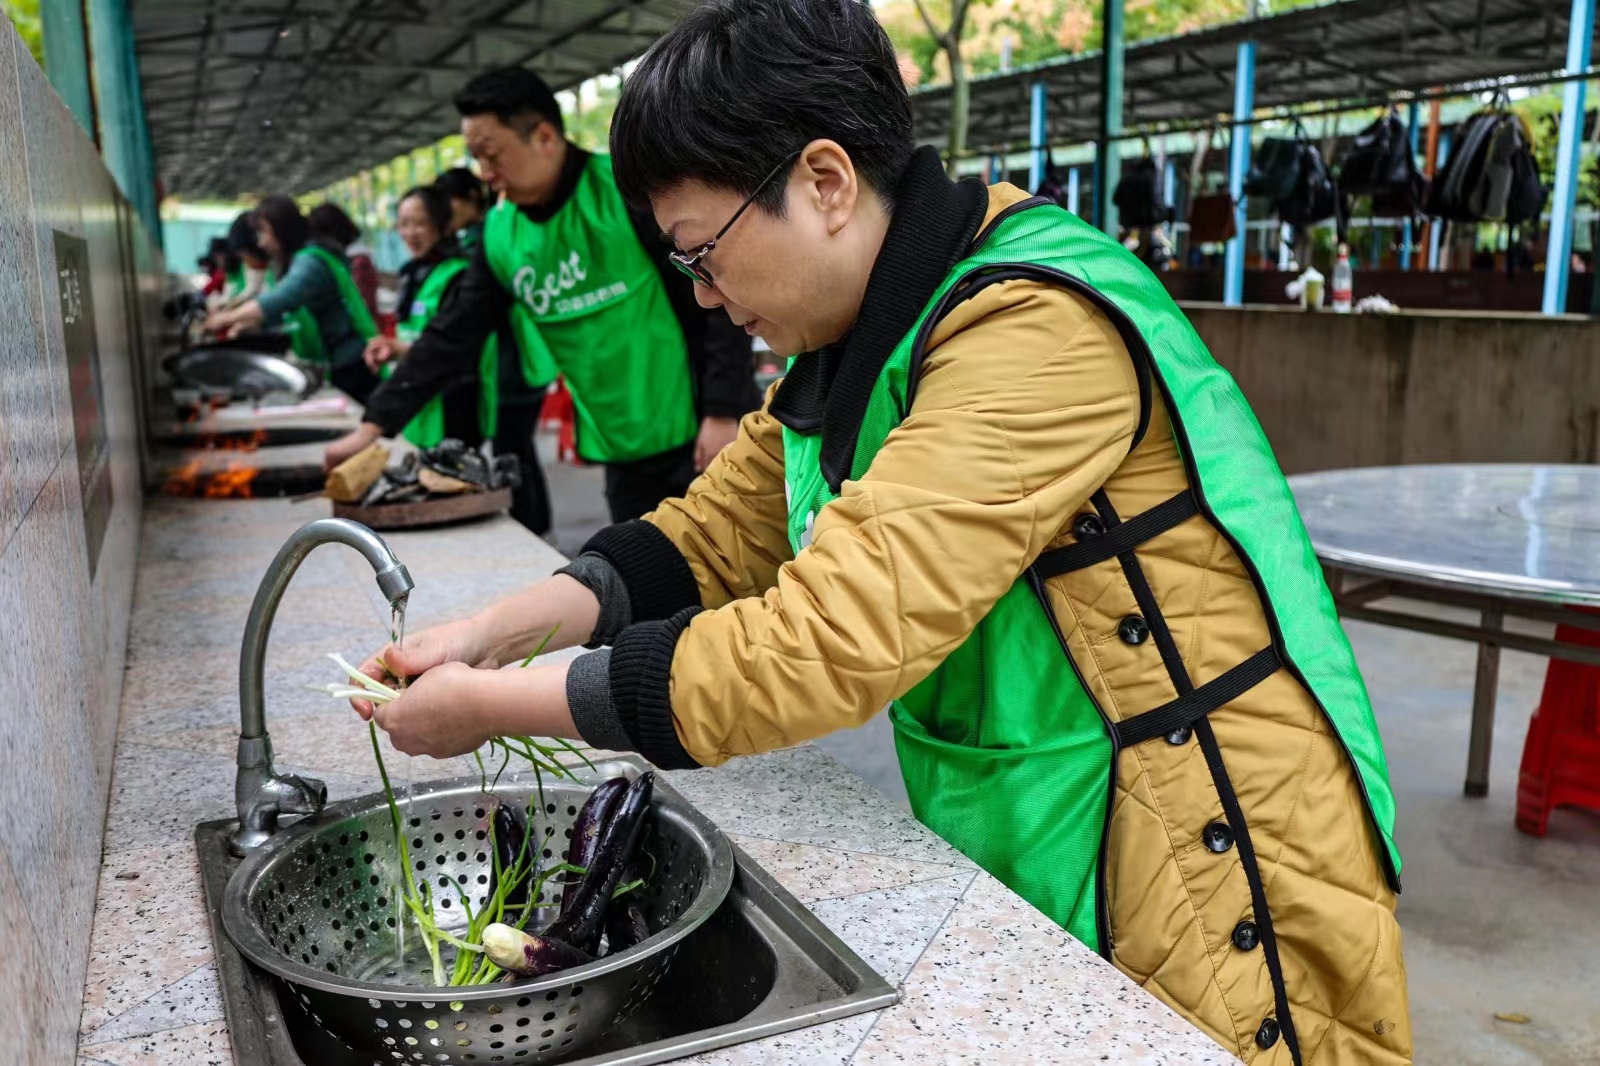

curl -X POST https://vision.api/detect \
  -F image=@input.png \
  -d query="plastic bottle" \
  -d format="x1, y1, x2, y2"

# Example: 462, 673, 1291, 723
1331, 243, 1353, 314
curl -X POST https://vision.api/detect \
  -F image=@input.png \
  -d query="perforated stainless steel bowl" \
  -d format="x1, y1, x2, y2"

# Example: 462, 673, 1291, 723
222, 762, 734, 1065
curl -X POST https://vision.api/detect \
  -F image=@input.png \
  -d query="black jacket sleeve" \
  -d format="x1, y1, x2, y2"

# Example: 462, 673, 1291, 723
359, 243, 509, 436
625, 207, 760, 422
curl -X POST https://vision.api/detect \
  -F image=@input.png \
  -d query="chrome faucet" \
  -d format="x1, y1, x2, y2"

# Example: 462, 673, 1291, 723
230, 518, 414, 855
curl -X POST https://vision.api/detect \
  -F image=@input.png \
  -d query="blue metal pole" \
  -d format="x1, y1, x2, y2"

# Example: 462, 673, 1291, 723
1402, 100, 1421, 270
1223, 40, 1256, 307
1067, 167, 1081, 215
1028, 80, 1048, 192
1542, 0, 1595, 314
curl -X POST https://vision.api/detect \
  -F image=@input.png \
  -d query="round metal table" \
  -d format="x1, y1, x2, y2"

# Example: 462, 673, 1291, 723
1289, 464, 1600, 797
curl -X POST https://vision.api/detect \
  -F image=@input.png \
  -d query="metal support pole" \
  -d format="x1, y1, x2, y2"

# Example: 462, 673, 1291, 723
1066, 167, 1081, 215
1223, 40, 1256, 307
1466, 607, 1505, 797
1401, 100, 1420, 270
1542, 0, 1595, 315
1028, 79, 1048, 192
1093, 0, 1124, 235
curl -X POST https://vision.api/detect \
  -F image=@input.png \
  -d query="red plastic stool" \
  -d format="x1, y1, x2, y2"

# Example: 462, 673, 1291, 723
1515, 605, 1600, 835
538, 380, 580, 465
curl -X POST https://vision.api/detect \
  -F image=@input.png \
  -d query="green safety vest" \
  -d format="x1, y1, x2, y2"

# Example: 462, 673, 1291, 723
382, 256, 498, 448
223, 263, 247, 302
482, 154, 697, 463
277, 244, 377, 365
783, 199, 1401, 954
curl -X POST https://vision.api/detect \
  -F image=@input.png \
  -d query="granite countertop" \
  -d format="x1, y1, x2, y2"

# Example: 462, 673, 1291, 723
76, 494, 1234, 1066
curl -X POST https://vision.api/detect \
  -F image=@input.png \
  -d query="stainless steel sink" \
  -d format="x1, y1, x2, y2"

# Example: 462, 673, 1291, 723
196, 818, 898, 1066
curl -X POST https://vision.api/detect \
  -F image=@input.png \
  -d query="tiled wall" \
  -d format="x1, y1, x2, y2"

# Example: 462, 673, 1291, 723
0, 17, 163, 1065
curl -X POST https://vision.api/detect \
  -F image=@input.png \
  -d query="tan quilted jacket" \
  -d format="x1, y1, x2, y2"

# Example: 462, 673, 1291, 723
643, 185, 1411, 1064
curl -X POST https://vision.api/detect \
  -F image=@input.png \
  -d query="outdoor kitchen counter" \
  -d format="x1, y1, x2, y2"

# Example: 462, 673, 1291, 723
75, 496, 1235, 1066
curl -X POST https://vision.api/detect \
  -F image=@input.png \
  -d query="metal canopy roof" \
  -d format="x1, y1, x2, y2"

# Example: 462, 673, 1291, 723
912, 0, 1595, 155
133, 0, 699, 198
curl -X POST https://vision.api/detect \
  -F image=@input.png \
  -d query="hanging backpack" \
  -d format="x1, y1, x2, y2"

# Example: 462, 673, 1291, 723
1340, 106, 1429, 218
1427, 108, 1544, 223
1246, 119, 1339, 229
1113, 153, 1173, 229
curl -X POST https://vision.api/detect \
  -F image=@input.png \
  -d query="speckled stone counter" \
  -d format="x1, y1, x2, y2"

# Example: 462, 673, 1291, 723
76, 496, 1235, 1066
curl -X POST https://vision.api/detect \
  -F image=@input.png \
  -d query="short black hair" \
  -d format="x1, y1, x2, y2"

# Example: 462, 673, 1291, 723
308, 203, 361, 249
610, 0, 913, 213
434, 166, 489, 211
454, 67, 564, 137
226, 211, 264, 259
399, 185, 454, 240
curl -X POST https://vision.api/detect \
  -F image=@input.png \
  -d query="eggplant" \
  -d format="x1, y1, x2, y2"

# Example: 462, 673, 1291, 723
492, 803, 532, 912
604, 899, 650, 955
481, 923, 592, 977
560, 777, 628, 913
544, 772, 654, 954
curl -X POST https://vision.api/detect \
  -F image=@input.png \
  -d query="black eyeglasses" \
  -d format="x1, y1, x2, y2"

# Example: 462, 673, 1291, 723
669, 151, 801, 286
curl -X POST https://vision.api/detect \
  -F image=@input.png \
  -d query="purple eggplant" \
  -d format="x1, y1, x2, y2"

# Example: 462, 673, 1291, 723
492, 803, 531, 911
544, 772, 654, 954
481, 923, 593, 976
560, 777, 628, 913
605, 899, 650, 955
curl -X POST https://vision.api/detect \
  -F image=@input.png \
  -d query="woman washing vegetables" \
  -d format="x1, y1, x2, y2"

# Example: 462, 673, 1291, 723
355, 1, 1410, 1061
206, 196, 381, 402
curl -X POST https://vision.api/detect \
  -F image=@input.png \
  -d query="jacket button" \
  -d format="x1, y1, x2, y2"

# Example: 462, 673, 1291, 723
1202, 821, 1235, 853
1232, 920, 1261, 951
1255, 1017, 1281, 1049
1165, 726, 1192, 745
1073, 514, 1105, 539
1117, 615, 1149, 645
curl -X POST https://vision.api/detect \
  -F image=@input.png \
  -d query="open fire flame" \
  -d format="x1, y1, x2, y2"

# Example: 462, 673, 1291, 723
159, 428, 269, 498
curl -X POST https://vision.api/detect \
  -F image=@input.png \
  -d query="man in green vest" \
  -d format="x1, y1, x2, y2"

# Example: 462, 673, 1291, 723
323, 67, 758, 524
349, 2, 1411, 1062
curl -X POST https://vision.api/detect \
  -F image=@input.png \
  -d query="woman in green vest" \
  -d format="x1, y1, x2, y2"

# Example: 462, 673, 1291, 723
365, 185, 495, 447
205, 196, 380, 402
435, 166, 492, 250
351, 3, 1411, 1062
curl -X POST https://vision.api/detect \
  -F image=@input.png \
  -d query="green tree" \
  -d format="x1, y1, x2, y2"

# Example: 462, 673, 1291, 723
1, 0, 44, 69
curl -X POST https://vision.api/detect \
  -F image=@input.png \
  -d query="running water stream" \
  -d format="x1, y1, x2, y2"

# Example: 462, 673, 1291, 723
390, 596, 410, 968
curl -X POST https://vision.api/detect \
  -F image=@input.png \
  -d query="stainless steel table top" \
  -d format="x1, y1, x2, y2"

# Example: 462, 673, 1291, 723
1288, 464, 1600, 607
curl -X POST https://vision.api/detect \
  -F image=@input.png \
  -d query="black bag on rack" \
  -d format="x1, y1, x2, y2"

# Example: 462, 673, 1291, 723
1341, 106, 1429, 217
1427, 110, 1544, 223
1113, 155, 1174, 228
1034, 149, 1073, 208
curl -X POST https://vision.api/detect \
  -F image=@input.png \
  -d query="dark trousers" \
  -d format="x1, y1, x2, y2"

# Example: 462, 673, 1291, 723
495, 400, 552, 537
330, 360, 381, 405
602, 441, 697, 523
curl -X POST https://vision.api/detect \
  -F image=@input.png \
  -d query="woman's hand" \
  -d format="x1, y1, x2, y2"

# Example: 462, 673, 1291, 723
370, 662, 495, 758
349, 619, 494, 719
363, 335, 407, 373
369, 660, 578, 759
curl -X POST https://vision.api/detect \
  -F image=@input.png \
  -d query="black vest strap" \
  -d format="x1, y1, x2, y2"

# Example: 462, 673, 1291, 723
1111, 646, 1282, 747
1034, 490, 1199, 579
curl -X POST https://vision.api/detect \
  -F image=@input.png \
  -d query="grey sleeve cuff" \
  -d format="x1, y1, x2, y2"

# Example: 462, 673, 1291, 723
555, 552, 633, 648
565, 649, 634, 752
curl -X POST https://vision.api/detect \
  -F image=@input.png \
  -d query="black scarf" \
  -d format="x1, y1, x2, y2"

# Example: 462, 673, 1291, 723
770, 146, 988, 492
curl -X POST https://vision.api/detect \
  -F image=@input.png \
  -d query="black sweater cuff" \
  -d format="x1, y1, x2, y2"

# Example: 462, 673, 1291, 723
580, 521, 701, 623
609, 607, 703, 770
